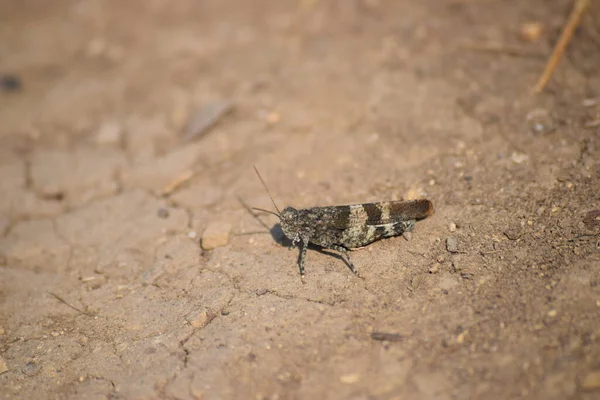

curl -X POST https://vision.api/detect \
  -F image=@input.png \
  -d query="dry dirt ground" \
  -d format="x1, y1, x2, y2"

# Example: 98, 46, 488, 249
1, 1, 600, 399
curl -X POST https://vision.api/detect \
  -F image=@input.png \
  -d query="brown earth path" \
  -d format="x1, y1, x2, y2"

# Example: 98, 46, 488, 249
1, 1, 599, 399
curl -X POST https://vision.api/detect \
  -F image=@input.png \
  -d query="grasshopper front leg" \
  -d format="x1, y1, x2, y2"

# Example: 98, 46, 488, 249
296, 236, 310, 277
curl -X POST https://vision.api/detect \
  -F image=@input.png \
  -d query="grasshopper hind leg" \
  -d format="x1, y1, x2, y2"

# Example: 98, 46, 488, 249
385, 220, 415, 237
330, 245, 358, 275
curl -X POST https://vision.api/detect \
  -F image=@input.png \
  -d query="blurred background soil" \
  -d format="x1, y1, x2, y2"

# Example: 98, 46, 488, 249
1, 1, 599, 399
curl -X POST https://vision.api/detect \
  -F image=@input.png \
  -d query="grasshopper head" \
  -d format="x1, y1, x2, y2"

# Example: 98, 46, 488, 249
280, 206, 301, 242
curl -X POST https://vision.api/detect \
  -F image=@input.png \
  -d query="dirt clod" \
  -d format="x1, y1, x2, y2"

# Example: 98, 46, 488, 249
582, 371, 600, 391
583, 210, 600, 230
21, 362, 41, 377
201, 222, 232, 250
339, 373, 360, 384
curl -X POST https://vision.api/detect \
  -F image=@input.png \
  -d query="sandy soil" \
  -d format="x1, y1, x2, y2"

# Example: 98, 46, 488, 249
1, 1, 600, 399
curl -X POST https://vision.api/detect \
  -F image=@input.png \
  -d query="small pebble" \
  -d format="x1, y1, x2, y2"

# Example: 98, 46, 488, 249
185, 309, 214, 329
511, 152, 528, 164
187, 231, 197, 239
547, 309, 557, 318
201, 222, 232, 250
428, 265, 439, 274
448, 222, 457, 232
0, 357, 8, 374
266, 111, 281, 124
157, 208, 170, 219
446, 237, 459, 253
256, 288, 268, 296
456, 330, 469, 344
402, 231, 412, 241
340, 373, 360, 384
520, 21, 543, 42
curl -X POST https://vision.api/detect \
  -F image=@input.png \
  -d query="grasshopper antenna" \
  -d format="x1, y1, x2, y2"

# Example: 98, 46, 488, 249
251, 207, 281, 218
253, 166, 281, 216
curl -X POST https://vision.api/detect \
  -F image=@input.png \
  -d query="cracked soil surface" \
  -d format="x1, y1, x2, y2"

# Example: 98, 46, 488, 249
1, 1, 600, 399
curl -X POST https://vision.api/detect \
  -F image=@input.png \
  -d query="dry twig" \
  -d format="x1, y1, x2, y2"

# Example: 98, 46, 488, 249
49, 292, 95, 316
533, 0, 590, 93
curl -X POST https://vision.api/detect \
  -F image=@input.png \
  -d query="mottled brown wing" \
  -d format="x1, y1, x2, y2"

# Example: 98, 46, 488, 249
316, 199, 434, 229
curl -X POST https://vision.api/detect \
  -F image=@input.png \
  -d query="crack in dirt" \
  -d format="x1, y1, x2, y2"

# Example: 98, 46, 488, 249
50, 217, 74, 270
203, 263, 348, 307
201, 266, 242, 292
178, 309, 220, 369
261, 289, 333, 306
109, 340, 127, 367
